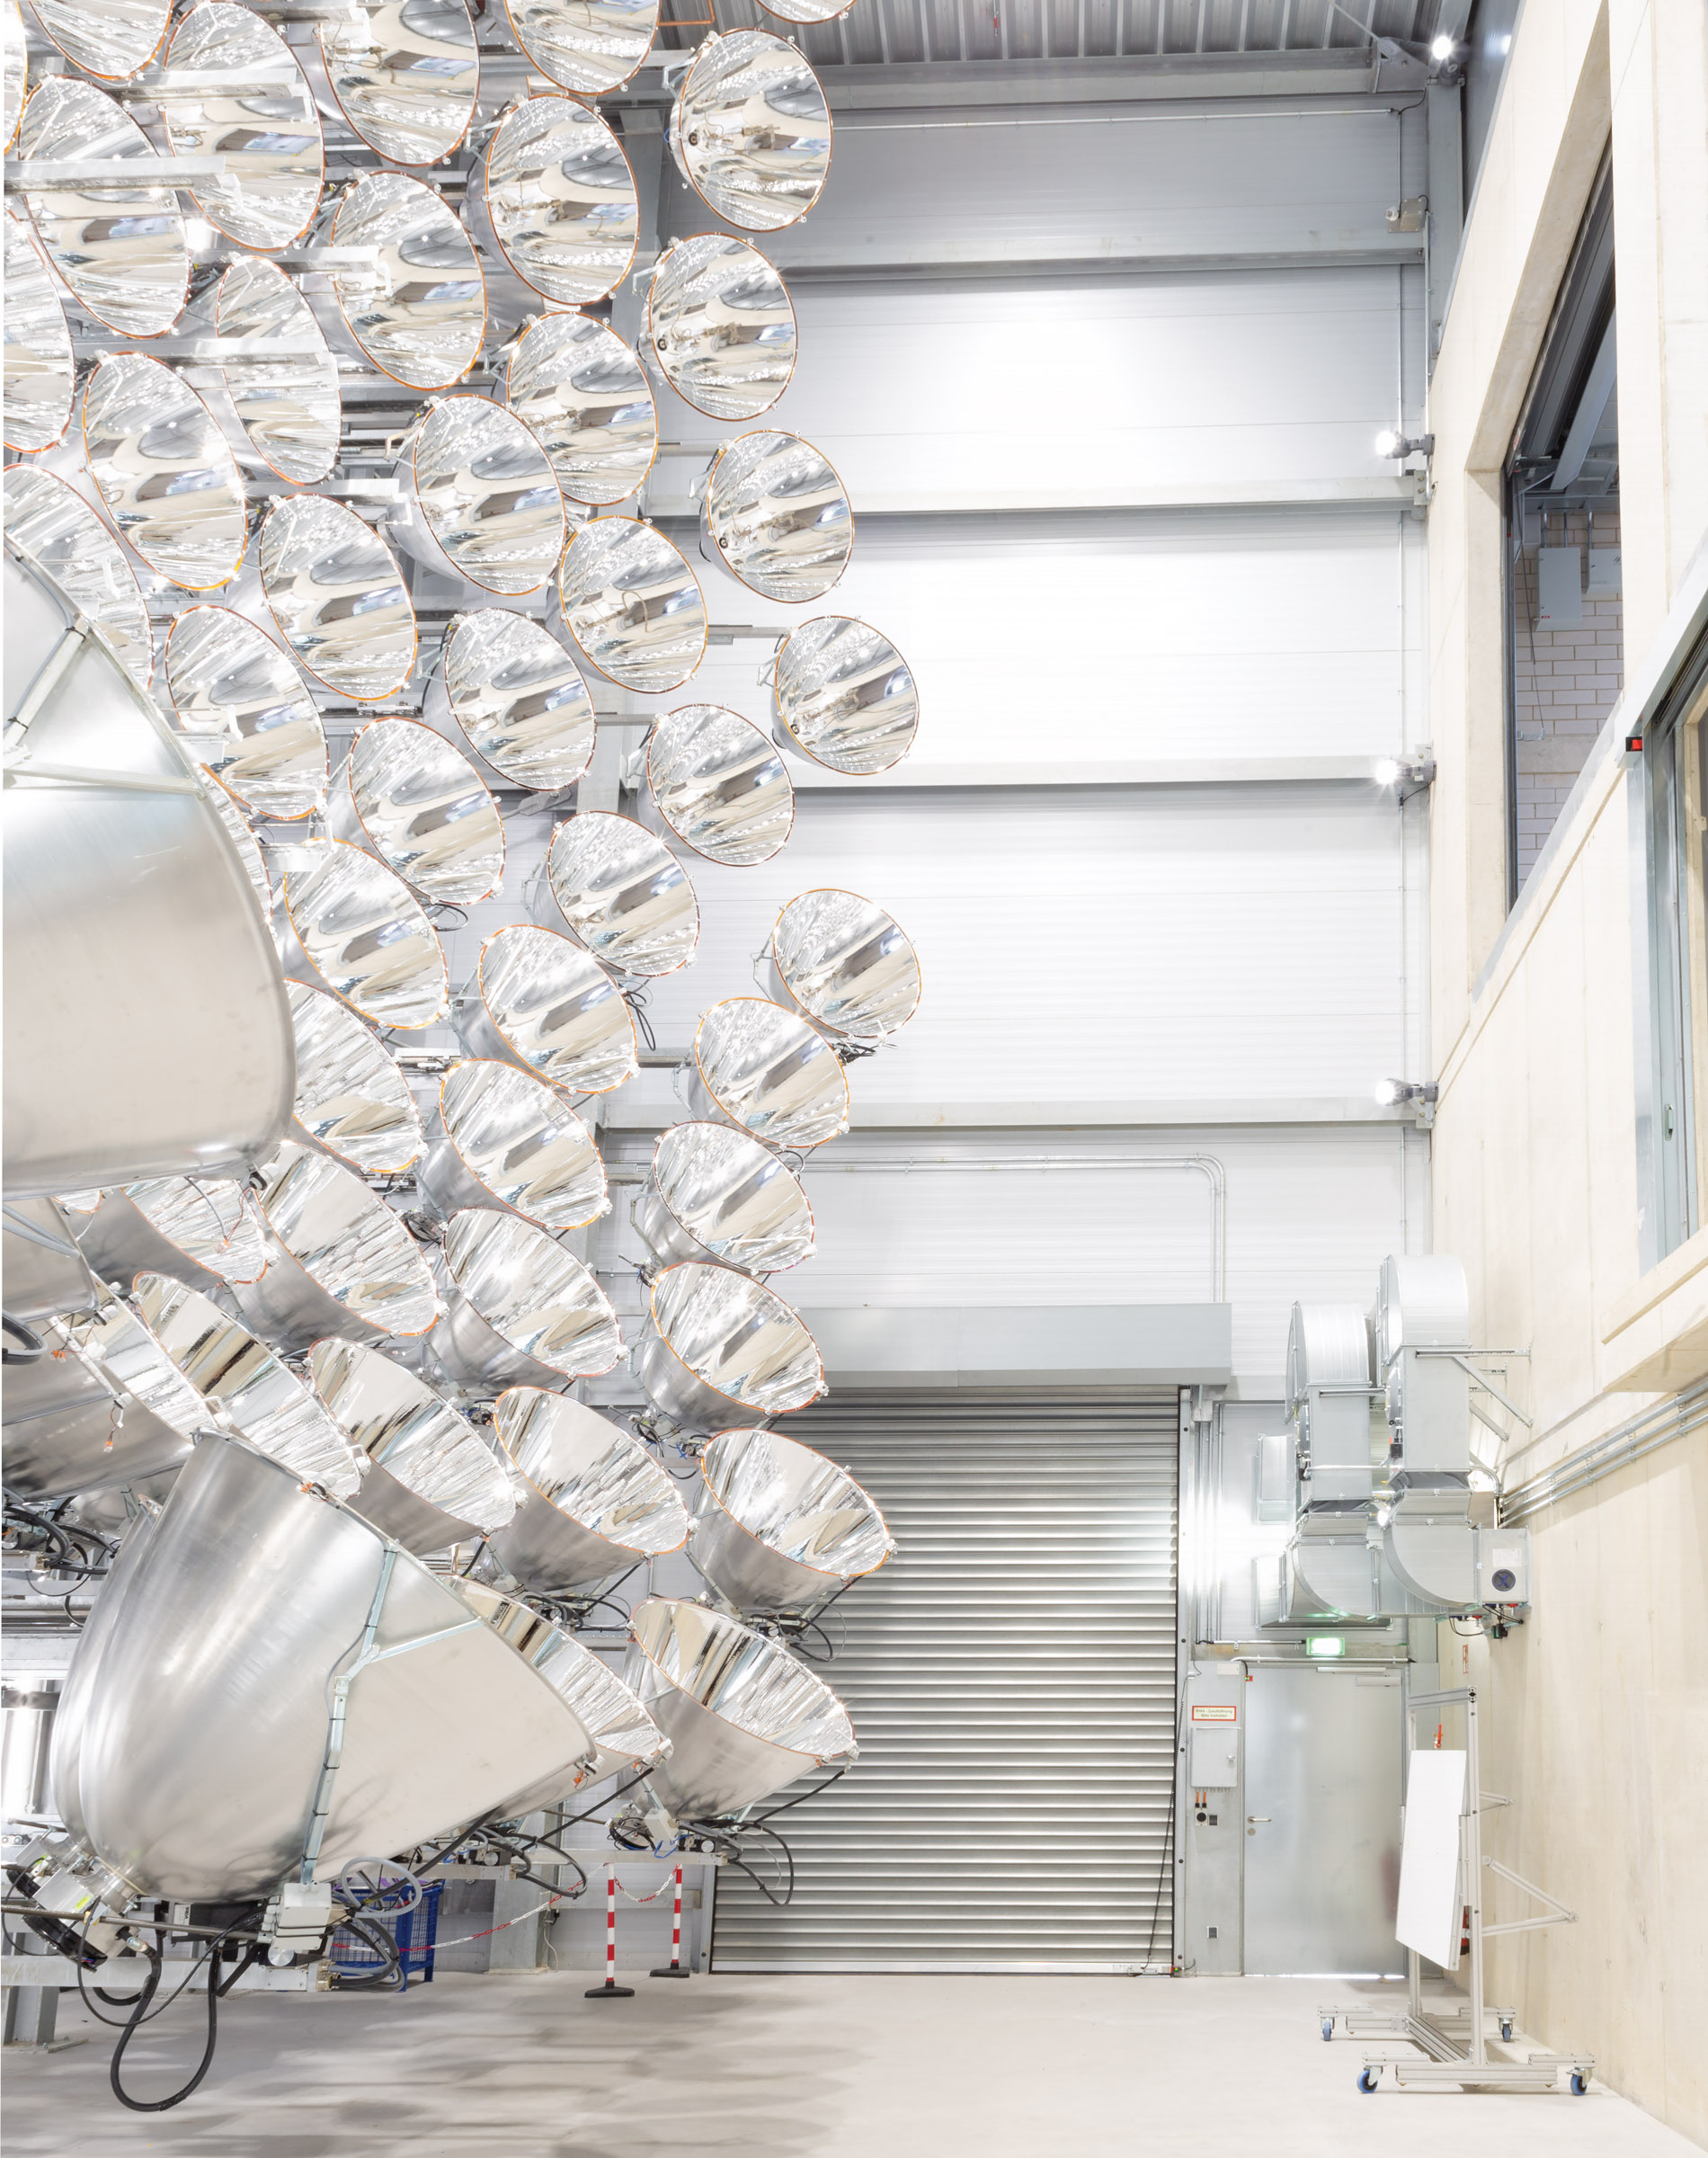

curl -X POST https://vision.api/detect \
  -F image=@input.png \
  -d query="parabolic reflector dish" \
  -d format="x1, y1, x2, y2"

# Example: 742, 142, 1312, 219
18, 79, 189, 338
704, 429, 852, 603
204, 771, 272, 919
557, 516, 706, 695
536, 811, 699, 979
635, 1261, 823, 1431
328, 717, 505, 906
289, 983, 423, 1175
503, 0, 656, 96
133, 1272, 364, 1497
431, 1206, 623, 1389
4, 0, 24, 150
275, 838, 449, 1030
77, 1176, 266, 1296
49, 1433, 616, 1899
81, 352, 247, 593
635, 1120, 814, 1274
645, 703, 792, 866
673, 31, 831, 235
647, 232, 795, 423
431, 608, 595, 794
316, 0, 478, 167
418, 1059, 607, 1233
308, 1335, 517, 1553
2, 465, 152, 688
260, 494, 417, 702
451, 1578, 669, 1805
398, 396, 565, 597
216, 257, 341, 486
4, 209, 75, 454
626, 1596, 856, 1820
507, 312, 655, 509
756, 0, 857, 21
690, 1426, 894, 1619
688, 997, 850, 1152
476, 95, 636, 308
771, 887, 921, 1041
159, 4, 323, 252
232, 1140, 439, 1353
487, 1388, 689, 1597
458, 924, 637, 1096
0, 1284, 204, 1501
331, 172, 486, 393
773, 615, 918, 775
30, 0, 169, 85
165, 606, 328, 821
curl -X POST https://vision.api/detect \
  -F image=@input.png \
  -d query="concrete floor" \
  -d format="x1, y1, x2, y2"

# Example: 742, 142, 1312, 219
3, 1971, 1697, 2157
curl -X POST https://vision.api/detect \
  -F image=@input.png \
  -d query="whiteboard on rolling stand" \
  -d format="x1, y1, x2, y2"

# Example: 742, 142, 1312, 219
1395, 1751, 1467, 1967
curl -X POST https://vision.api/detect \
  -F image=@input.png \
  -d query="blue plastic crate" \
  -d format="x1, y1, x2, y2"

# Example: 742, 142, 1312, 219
328, 1879, 441, 1987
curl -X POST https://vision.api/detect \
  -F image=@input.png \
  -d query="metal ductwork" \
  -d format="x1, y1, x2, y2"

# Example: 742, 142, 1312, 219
1285, 1302, 1374, 1513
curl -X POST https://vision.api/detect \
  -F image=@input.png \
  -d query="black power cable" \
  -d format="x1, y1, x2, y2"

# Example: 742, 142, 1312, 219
107, 1940, 222, 2114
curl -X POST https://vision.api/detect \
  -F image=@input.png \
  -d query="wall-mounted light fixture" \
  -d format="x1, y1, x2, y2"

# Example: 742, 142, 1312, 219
1374, 428, 1436, 462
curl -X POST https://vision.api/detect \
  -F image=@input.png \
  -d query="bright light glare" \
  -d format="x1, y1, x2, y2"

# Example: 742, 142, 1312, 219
1373, 757, 1402, 787
1374, 1079, 1404, 1107
1431, 34, 1455, 60
1374, 428, 1401, 459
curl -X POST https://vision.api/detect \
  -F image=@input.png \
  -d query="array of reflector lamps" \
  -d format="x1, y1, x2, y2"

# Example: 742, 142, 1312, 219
2, 0, 911, 2073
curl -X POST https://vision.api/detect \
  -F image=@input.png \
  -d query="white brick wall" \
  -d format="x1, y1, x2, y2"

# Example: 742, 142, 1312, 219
1511, 506, 1623, 887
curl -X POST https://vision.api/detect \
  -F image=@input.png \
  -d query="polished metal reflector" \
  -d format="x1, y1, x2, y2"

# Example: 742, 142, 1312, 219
704, 429, 852, 603
275, 837, 449, 1031
308, 1336, 517, 1552
233, 1140, 439, 1353
507, 313, 655, 509
160, 4, 324, 251
30, 0, 169, 83
451, 1578, 669, 1806
81, 352, 247, 593
331, 172, 486, 393
4, 209, 75, 453
476, 94, 637, 308
645, 703, 792, 866
636, 1120, 814, 1274
2, 465, 153, 686
204, 771, 273, 918
49, 1434, 616, 1898
133, 1272, 364, 1497
165, 605, 328, 820
399, 396, 565, 597
4, 0, 23, 150
503, 0, 657, 96
328, 717, 505, 906
773, 615, 918, 775
688, 996, 850, 1152
18, 79, 189, 337
458, 925, 636, 1097
216, 257, 341, 486
77, 1176, 266, 1296
488, 1389, 688, 1597
626, 1597, 856, 1820
673, 31, 831, 235
772, 887, 921, 1041
431, 1206, 622, 1388
418, 1059, 607, 1233
691, 1426, 894, 1618
431, 608, 595, 794
536, 811, 699, 980
260, 493, 416, 701
1, 1282, 204, 1502
635, 1262, 823, 1431
315, 0, 478, 166
647, 232, 795, 424
289, 983, 423, 1176
754, 0, 856, 21
557, 516, 706, 694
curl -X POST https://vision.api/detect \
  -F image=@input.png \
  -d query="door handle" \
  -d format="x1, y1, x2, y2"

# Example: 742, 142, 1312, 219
1247, 1816, 1271, 1824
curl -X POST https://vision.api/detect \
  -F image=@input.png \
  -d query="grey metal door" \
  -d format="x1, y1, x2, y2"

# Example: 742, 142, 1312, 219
1241, 1665, 1403, 1975
709, 1388, 1180, 1972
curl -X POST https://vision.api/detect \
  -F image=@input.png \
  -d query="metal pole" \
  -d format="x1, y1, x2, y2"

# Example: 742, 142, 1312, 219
1464, 1690, 1486, 2066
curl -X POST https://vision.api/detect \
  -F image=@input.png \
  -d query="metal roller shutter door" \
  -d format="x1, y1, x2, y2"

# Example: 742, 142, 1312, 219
709, 1389, 1181, 1973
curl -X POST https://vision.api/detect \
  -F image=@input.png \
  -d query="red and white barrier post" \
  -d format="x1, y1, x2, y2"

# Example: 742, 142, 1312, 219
650, 1863, 690, 1978
584, 1866, 634, 1999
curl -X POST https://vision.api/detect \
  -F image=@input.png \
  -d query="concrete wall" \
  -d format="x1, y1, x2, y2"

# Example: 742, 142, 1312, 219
1425, 0, 1708, 2138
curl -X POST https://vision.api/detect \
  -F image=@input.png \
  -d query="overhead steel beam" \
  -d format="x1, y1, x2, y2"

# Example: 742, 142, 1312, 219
778, 754, 1410, 791
601, 1096, 1420, 1133
647, 476, 1422, 519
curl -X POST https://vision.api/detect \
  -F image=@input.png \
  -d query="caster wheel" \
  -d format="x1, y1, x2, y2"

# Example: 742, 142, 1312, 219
1321, 2020, 1334, 2042
1570, 2073, 1588, 2096
1357, 2069, 1379, 2095
1500, 2020, 1514, 2042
